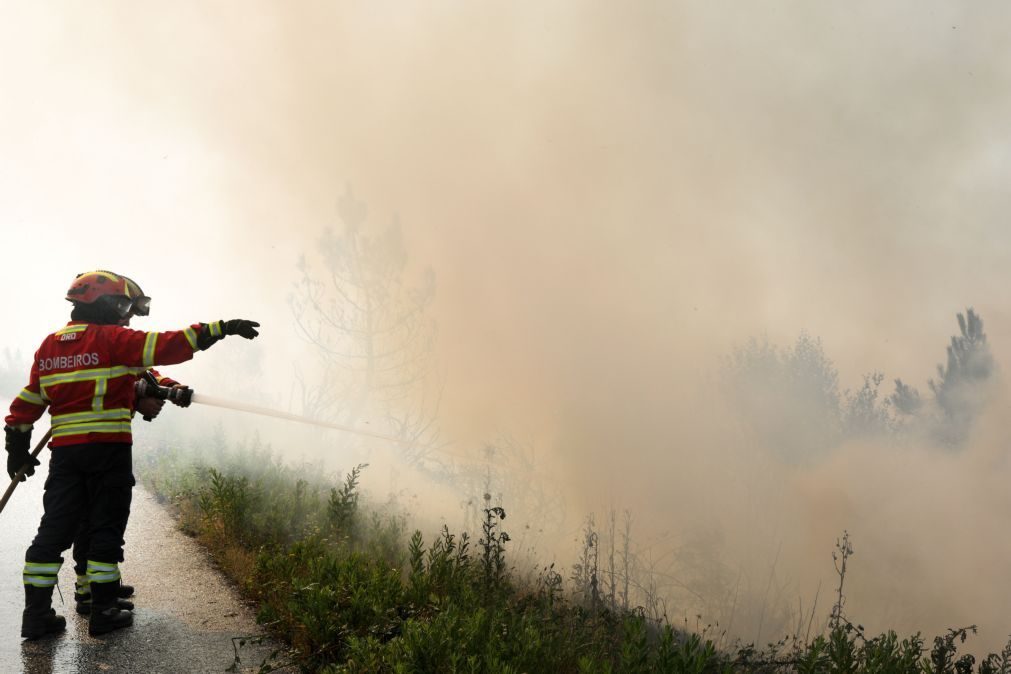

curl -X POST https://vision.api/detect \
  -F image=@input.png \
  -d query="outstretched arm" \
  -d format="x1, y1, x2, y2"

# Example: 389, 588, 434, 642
109, 319, 261, 369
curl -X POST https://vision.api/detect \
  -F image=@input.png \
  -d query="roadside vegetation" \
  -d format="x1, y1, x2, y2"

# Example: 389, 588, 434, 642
136, 436, 1011, 674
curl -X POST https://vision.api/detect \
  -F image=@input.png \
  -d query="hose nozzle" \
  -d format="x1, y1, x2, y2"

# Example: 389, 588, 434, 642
134, 372, 193, 420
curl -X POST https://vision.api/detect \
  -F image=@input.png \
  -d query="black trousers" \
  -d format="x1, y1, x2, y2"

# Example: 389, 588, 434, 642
72, 515, 127, 575
26, 442, 134, 565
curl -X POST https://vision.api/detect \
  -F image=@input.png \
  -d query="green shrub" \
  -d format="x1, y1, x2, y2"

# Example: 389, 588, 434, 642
136, 440, 1011, 674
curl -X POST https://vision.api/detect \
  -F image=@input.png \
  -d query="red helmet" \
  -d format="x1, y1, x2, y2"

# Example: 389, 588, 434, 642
65, 271, 147, 318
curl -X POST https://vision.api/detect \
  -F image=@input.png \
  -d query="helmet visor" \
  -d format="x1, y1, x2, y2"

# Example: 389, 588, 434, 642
108, 296, 134, 319
131, 295, 151, 316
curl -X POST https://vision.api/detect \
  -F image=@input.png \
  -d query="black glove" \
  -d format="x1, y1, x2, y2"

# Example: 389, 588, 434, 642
4, 426, 38, 482
5, 425, 29, 454
195, 319, 260, 350
222, 319, 260, 339
6, 450, 38, 482
136, 396, 166, 420
169, 385, 192, 407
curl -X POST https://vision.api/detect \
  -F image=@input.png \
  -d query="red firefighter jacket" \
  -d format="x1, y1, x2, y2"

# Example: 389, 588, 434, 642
5, 320, 220, 447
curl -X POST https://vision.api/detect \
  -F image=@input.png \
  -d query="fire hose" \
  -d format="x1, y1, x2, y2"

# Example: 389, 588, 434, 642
133, 373, 405, 444
0, 374, 406, 516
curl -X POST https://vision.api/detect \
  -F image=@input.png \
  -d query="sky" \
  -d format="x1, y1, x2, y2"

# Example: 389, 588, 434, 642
3, 0, 1011, 650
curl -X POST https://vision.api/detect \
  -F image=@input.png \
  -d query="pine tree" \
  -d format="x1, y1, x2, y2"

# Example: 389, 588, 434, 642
928, 308, 994, 447
289, 184, 443, 464
890, 308, 994, 448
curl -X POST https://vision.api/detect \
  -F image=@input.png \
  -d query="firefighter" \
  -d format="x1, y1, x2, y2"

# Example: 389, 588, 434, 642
5, 270, 259, 639
69, 275, 189, 617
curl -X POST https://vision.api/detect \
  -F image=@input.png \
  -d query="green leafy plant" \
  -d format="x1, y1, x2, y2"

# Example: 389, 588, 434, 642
137, 440, 1011, 673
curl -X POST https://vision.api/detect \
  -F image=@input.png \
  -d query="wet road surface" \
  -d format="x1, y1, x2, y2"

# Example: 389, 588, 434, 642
1, 451, 293, 673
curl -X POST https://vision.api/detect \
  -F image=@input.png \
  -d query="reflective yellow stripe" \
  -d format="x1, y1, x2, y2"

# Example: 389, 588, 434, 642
183, 327, 198, 350
41, 365, 144, 435
89, 271, 122, 283
87, 560, 121, 583
39, 365, 145, 388
93, 377, 108, 412
50, 421, 132, 438
87, 561, 118, 572
142, 332, 158, 367
51, 408, 131, 427
209, 321, 223, 337
40, 367, 111, 387
23, 560, 61, 587
16, 389, 45, 406
55, 324, 89, 336
88, 572, 120, 584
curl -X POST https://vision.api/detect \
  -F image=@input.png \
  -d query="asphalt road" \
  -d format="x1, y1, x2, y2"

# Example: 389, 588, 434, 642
1, 450, 293, 674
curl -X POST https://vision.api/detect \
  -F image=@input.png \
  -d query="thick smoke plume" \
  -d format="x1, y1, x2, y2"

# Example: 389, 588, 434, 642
3, 0, 1011, 650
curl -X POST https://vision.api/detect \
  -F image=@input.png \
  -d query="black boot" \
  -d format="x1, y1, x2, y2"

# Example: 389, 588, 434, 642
75, 592, 135, 615
77, 573, 133, 598
89, 580, 133, 636
21, 585, 66, 640
75, 575, 134, 615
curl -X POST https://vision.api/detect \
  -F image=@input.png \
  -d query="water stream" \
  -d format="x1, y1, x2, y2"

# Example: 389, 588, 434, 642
190, 393, 406, 446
